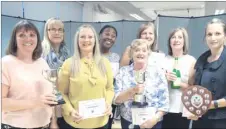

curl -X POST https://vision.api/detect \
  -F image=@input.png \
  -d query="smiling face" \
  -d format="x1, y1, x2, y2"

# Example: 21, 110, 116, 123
170, 30, 184, 52
140, 26, 155, 47
16, 28, 38, 54
47, 22, 64, 45
99, 27, 116, 51
78, 27, 95, 53
131, 43, 149, 64
205, 23, 226, 50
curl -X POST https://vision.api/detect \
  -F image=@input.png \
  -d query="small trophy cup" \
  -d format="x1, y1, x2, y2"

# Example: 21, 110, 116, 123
42, 69, 65, 106
132, 70, 148, 107
182, 85, 212, 116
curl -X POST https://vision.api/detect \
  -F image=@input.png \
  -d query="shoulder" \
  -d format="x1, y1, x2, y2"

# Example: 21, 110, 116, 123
63, 57, 73, 66
195, 50, 210, 69
184, 54, 196, 62
2, 55, 16, 64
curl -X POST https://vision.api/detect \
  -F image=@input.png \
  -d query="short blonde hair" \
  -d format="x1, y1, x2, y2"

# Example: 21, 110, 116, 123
42, 18, 65, 56
137, 22, 157, 51
167, 27, 189, 56
129, 39, 150, 58
71, 24, 106, 77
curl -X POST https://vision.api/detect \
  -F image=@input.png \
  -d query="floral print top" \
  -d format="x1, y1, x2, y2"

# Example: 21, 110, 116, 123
114, 63, 169, 122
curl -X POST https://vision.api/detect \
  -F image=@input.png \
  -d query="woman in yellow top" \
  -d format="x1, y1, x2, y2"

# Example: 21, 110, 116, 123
58, 24, 114, 129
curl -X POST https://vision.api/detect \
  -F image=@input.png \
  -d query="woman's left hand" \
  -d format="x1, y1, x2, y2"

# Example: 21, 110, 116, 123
140, 116, 158, 129
104, 102, 113, 118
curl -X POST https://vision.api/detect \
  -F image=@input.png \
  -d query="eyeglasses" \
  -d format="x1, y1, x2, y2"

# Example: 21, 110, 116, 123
48, 28, 64, 33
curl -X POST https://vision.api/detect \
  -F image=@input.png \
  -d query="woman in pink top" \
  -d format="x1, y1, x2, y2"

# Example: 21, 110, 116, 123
1, 20, 58, 129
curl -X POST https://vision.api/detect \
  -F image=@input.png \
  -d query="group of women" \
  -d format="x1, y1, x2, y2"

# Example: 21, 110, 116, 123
1, 17, 226, 129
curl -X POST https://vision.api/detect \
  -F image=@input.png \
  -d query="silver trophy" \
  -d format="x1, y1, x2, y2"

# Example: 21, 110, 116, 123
132, 70, 147, 107
42, 69, 65, 106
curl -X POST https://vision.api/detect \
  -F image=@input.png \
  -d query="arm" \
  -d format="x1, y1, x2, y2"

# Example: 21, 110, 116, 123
113, 67, 136, 104
2, 84, 42, 112
104, 58, 115, 105
181, 58, 197, 89
156, 68, 169, 115
119, 46, 131, 67
58, 59, 74, 116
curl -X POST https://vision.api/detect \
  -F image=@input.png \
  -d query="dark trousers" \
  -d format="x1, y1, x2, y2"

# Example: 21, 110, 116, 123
162, 113, 190, 129
192, 118, 226, 129
60, 117, 108, 129
1, 123, 49, 129
57, 117, 65, 129
106, 104, 117, 129
120, 116, 162, 129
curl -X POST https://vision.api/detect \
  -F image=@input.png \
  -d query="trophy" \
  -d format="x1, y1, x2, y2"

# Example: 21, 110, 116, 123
182, 85, 212, 116
42, 69, 65, 106
132, 70, 148, 107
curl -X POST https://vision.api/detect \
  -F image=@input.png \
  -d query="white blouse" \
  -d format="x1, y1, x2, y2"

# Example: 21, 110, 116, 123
164, 54, 196, 114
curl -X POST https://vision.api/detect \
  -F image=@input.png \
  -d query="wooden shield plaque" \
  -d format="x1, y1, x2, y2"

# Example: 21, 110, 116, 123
182, 85, 212, 116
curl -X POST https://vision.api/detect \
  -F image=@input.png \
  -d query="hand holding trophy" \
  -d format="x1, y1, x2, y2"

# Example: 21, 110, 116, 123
132, 70, 148, 107
42, 69, 65, 106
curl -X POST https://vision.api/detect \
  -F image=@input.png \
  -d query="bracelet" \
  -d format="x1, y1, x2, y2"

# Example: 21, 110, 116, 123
214, 100, 218, 108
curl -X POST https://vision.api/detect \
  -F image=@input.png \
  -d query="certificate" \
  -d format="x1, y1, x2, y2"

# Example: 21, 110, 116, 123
131, 107, 157, 125
79, 98, 106, 119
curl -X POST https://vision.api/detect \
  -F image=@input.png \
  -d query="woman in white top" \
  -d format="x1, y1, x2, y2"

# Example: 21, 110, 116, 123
162, 27, 196, 129
120, 22, 165, 68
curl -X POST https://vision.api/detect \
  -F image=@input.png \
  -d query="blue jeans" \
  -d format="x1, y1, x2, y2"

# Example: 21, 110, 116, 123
121, 116, 162, 129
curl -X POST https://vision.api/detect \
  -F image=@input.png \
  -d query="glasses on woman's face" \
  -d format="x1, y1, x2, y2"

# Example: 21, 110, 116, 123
48, 28, 64, 33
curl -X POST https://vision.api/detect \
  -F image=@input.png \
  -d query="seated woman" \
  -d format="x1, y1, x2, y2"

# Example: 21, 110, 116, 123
1, 20, 57, 129
58, 24, 114, 129
114, 39, 169, 129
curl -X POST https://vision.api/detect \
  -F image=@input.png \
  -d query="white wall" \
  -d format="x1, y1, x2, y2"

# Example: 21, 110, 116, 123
2, 1, 128, 22
82, 2, 128, 22
2, 1, 83, 21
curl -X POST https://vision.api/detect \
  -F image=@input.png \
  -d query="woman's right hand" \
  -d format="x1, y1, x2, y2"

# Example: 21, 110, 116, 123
70, 109, 83, 123
165, 71, 177, 82
38, 94, 58, 106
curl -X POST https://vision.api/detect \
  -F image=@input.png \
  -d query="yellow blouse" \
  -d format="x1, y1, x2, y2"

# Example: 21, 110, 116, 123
58, 57, 114, 128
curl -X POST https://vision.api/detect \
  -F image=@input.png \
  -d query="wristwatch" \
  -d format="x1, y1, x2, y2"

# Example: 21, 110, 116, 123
214, 100, 218, 108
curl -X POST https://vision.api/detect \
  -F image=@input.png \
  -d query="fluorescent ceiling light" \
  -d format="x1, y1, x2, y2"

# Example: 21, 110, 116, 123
129, 14, 144, 20
215, 9, 225, 15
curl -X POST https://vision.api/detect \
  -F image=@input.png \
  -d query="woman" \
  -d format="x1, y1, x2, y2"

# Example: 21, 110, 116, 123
58, 24, 114, 128
162, 28, 196, 129
120, 22, 165, 67
187, 18, 226, 129
42, 17, 69, 128
99, 25, 120, 128
1, 20, 57, 129
114, 39, 169, 129
42, 17, 69, 69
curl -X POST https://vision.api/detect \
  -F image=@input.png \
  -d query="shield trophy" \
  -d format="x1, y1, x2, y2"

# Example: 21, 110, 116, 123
182, 85, 212, 116
42, 69, 65, 106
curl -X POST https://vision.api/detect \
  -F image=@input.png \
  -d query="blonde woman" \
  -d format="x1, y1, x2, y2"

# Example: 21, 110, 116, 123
42, 17, 69, 69
41, 18, 69, 128
58, 24, 114, 128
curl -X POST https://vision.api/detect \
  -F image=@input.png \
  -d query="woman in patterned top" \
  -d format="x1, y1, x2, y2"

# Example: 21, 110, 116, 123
114, 39, 169, 129
41, 18, 69, 128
